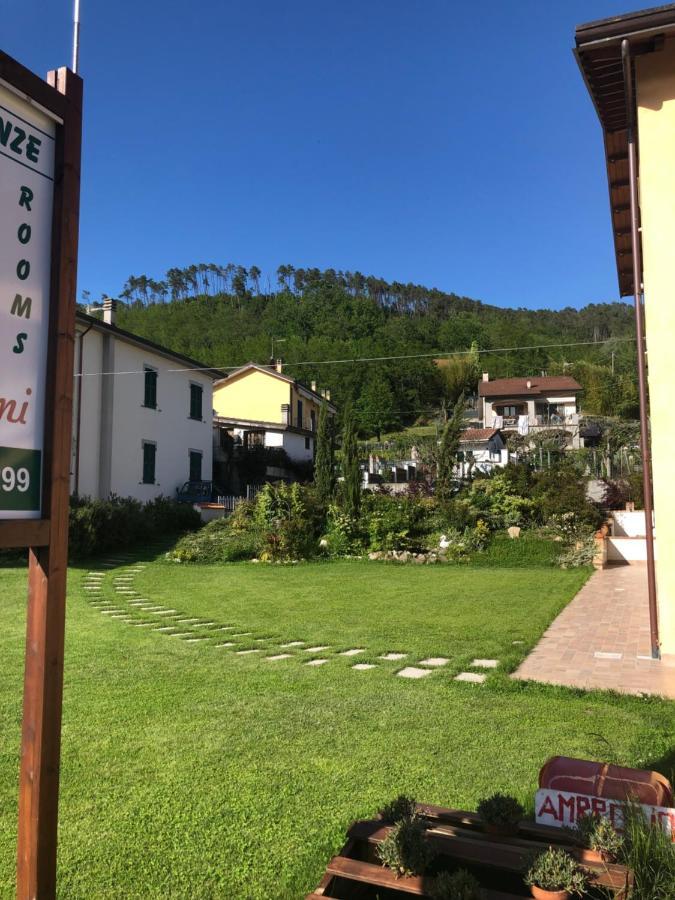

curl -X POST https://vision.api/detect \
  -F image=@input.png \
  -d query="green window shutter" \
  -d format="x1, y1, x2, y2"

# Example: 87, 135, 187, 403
142, 442, 156, 484
144, 368, 157, 408
190, 384, 203, 420
189, 451, 202, 482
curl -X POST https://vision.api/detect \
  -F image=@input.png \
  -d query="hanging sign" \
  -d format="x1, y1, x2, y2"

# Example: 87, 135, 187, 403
0, 82, 55, 518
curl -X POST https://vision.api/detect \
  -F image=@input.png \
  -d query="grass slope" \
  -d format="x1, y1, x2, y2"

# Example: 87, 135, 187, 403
0, 557, 671, 899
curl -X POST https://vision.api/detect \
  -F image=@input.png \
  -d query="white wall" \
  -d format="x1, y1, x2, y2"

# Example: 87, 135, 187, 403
282, 431, 313, 462
72, 325, 214, 501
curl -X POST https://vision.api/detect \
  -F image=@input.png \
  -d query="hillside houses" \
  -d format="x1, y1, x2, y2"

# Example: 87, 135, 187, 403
212, 362, 336, 493
478, 373, 583, 449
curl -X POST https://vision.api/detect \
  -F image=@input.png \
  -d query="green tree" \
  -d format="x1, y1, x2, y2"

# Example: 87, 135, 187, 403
314, 403, 334, 503
356, 371, 398, 438
341, 405, 361, 517
436, 393, 465, 501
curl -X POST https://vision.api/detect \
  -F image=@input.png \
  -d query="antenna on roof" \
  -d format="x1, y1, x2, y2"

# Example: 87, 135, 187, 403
72, 0, 81, 73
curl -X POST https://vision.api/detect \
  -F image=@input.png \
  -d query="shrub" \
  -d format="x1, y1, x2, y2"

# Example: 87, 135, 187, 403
620, 799, 675, 899
379, 795, 417, 824
476, 793, 524, 828
468, 533, 561, 568
253, 482, 323, 561
557, 534, 597, 569
376, 814, 434, 877
524, 848, 588, 894
362, 494, 427, 552
68, 495, 199, 559
167, 519, 259, 563
465, 474, 534, 529
430, 869, 483, 900
321, 505, 363, 556
571, 813, 623, 860
531, 463, 603, 529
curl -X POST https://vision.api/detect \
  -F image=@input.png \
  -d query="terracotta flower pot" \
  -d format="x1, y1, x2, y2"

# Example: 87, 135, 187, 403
530, 887, 570, 900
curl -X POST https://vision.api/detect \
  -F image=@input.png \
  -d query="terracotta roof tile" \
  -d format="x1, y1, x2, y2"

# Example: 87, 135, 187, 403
478, 376, 582, 398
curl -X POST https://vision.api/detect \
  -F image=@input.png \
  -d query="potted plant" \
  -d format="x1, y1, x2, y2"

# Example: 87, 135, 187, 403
430, 868, 484, 899
572, 813, 623, 863
376, 814, 435, 878
476, 793, 524, 836
379, 794, 417, 824
524, 847, 589, 899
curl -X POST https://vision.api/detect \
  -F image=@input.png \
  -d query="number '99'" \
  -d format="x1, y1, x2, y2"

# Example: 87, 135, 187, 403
1, 467, 30, 492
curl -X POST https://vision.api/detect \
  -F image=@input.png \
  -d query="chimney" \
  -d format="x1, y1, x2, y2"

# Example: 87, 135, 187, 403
482, 372, 489, 382
103, 298, 117, 326
325, 389, 331, 402
275, 358, 283, 374
311, 380, 317, 392
526, 379, 532, 389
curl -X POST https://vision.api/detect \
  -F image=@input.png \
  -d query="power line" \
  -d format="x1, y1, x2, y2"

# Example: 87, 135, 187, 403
74, 336, 637, 379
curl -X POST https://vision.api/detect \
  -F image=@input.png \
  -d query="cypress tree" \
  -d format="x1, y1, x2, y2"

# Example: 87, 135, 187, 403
314, 402, 334, 504
341, 405, 361, 518
436, 393, 465, 502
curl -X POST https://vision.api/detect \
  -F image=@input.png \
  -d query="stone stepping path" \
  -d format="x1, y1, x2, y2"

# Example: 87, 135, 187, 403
82, 558, 494, 687
397, 666, 431, 679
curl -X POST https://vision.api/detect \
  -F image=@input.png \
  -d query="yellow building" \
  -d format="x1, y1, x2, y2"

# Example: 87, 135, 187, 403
576, 4, 675, 656
212, 363, 336, 483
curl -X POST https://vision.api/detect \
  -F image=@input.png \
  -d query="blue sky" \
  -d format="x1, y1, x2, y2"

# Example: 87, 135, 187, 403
5, 1, 641, 310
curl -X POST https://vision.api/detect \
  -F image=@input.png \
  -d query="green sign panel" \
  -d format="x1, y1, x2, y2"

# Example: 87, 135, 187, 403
0, 446, 41, 512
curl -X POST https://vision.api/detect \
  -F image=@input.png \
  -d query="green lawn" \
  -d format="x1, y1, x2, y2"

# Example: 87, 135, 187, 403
0, 555, 672, 898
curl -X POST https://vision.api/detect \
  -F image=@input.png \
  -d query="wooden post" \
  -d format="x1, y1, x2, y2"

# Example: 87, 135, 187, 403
15, 66, 82, 900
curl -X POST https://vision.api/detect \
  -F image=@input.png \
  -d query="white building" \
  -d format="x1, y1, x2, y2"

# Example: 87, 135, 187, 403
72, 301, 224, 501
458, 428, 508, 477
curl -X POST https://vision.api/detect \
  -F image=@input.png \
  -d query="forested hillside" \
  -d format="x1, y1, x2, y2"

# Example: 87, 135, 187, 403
90, 264, 639, 436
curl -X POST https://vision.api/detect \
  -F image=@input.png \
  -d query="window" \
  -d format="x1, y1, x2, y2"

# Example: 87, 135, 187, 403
189, 450, 202, 482
143, 366, 157, 409
142, 441, 156, 484
304, 437, 310, 450
296, 399, 303, 428
497, 405, 520, 418
189, 383, 203, 420
310, 409, 316, 432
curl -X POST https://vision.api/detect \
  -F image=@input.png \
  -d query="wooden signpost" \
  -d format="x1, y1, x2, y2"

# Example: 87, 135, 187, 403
0, 50, 82, 899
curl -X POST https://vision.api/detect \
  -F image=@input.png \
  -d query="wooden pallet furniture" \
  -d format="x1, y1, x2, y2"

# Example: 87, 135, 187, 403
309, 804, 633, 899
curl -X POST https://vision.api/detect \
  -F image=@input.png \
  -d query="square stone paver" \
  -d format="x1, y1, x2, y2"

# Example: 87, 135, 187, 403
455, 672, 487, 683
306, 658, 329, 666
340, 648, 365, 656
397, 666, 432, 679
216, 642, 235, 647
352, 663, 376, 670
236, 649, 259, 655
379, 652, 407, 661
304, 646, 329, 653
594, 651, 622, 660
419, 657, 449, 667
281, 641, 305, 647
266, 654, 292, 661
472, 658, 499, 669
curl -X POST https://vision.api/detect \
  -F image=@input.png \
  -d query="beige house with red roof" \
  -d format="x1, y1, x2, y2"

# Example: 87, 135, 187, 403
478, 373, 583, 448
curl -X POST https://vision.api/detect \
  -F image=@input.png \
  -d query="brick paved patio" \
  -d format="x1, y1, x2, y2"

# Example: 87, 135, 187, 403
513, 564, 675, 699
